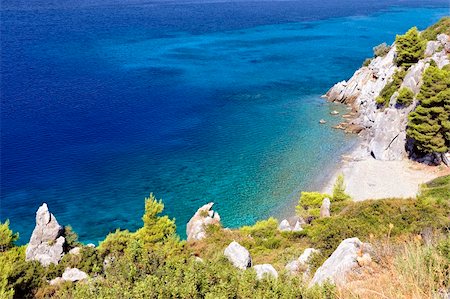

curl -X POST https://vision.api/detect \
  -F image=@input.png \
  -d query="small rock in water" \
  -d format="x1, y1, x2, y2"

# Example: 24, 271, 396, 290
330, 110, 340, 115
319, 119, 327, 124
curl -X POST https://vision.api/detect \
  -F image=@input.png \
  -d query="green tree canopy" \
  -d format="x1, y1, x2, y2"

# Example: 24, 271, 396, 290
407, 66, 450, 154
395, 27, 426, 68
0, 220, 18, 252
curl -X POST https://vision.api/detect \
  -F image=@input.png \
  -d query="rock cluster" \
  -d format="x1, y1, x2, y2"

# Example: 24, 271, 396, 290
224, 241, 279, 280
50, 268, 89, 285
310, 237, 372, 286
278, 217, 304, 232
25, 203, 65, 266
186, 202, 221, 241
285, 248, 319, 276
325, 35, 450, 163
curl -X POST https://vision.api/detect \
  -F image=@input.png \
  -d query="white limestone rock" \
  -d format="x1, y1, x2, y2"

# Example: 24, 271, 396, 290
278, 219, 292, 232
69, 247, 81, 255
224, 241, 252, 270
320, 198, 331, 218
310, 237, 372, 286
253, 264, 278, 280
61, 268, 88, 282
25, 203, 65, 266
186, 202, 221, 241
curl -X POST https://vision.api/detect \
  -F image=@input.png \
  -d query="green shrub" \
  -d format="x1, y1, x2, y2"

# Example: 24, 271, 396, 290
240, 217, 278, 239
395, 27, 426, 68
306, 198, 450, 257
373, 42, 391, 57
418, 175, 450, 203
377, 69, 407, 107
332, 174, 351, 202
0, 220, 18, 252
362, 58, 372, 67
296, 192, 330, 218
396, 87, 414, 106
420, 17, 450, 41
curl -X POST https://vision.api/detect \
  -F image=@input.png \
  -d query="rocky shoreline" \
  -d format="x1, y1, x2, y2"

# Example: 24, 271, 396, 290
320, 32, 450, 200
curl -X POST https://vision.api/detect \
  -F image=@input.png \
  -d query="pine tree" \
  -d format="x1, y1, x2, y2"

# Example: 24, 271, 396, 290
407, 66, 450, 154
395, 27, 426, 68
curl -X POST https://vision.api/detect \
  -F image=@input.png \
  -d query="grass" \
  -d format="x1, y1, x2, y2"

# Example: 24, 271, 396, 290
418, 175, 450, 202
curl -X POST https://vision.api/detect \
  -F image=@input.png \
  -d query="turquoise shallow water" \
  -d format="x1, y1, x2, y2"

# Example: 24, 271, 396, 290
1, 1, 448, 243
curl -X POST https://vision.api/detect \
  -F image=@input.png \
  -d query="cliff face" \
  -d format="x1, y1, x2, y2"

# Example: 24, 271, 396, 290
325, 34, 450, 163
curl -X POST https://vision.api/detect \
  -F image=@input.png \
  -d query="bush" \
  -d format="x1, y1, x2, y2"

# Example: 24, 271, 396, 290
332, 174, 351, 202
421, 17, 450, 41
362, 58, 372, 67
376, 69, 407, 107
0, 220, 18, 252
296, 192, 330, 218
396, 87, 414, 106
373, 42, 391, 57
395, 27, 426, 68
418, 175, 450, 203
306, 198, 450, 257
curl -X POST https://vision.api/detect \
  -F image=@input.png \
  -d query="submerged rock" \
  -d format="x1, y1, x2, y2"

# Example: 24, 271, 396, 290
25, 203, 65, 266
310, 237, 372, 286
186, 202, 221, 241
253, 264, 278, 280
224, 241, 252, 270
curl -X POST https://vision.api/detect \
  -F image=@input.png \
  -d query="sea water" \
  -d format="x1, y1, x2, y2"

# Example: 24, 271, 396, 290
1, 0, 448, 243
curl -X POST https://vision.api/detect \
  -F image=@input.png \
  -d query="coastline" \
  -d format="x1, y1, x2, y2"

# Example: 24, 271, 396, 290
321, 141, 449, 200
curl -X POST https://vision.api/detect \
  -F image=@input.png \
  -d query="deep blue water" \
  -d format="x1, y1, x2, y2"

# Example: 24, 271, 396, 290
1, 0, 448, 243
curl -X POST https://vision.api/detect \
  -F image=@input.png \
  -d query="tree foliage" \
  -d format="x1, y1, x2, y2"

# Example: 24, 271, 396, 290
0, 220, 19, 252
395, 27, 426, 68
396, 86, 414, 107
407, 66, 450, 154
376, 69, 406, 107
332, 174, 351, 202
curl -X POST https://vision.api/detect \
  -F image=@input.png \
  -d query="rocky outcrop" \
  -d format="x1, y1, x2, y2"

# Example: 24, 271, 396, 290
325, 34, 450, 163
278, 217, 304, 232
69, 247, 81, 255
320, 198, 330, 218
224, 241, 252, 270
186, 202, 221, 241
310, 238, 372, 286
50, 268, 89, 285
62, 268, 89, 282
253, 264, 278, 280
26, 203, 65, 266
285, 248, 319, 275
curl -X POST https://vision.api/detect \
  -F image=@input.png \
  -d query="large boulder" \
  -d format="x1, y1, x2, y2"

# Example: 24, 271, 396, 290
186, 202, 221, 241
62, 268, 88, 282
437, 34, 450, 53
224, 241, 252, 270
310, 237, 372, 286
253, 264, 278, 280
25, 203, 65, 266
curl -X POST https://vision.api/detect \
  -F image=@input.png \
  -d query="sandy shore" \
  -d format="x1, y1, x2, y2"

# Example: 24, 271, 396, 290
322, 152, 449, 201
